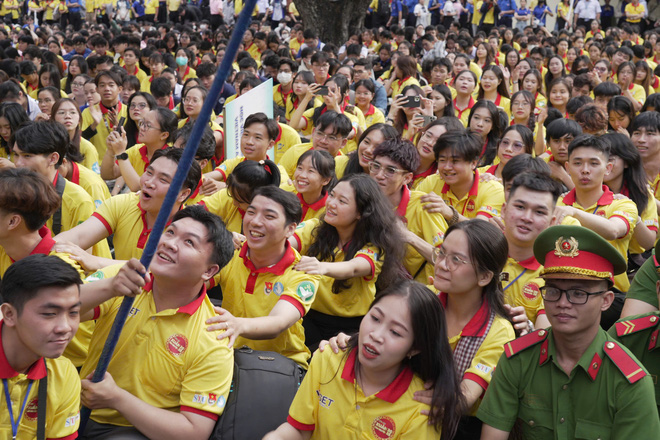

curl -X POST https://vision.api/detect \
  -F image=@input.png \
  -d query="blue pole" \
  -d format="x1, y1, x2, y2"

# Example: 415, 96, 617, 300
79, 0, 259, 431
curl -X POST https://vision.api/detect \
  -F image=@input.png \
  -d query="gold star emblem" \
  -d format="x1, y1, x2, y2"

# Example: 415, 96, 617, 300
554, 236, 580, 258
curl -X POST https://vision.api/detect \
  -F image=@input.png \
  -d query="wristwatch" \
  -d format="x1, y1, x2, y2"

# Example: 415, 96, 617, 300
115, 152, 129, 161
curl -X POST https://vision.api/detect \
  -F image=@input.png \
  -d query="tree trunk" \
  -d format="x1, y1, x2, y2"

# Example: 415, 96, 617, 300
293, 0, 372, 47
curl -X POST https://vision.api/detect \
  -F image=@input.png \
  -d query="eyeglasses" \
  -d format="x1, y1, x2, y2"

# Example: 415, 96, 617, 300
314, 129, 341, 143
130, 102, 148, 110
183, 97, 201, 105
55, 109, 78, 117
421, 130, 439, 141
369, 160, 409, 178
539, 286, 607, 305
38, 98, 54, 104
71, 82, 86, 88
512, 100, 531, 108
138, 121, 161, 131
499, 139, 525, 151
432, 247, 470, 271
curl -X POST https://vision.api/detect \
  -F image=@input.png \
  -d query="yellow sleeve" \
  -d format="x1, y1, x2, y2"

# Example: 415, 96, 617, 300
354, 245, 384, 280
80, 138, 100, 174
47, 358, 81, 439
293, 218, 320, 256
476, 181, 505, 218
287, 347, 327, 430
610, 198, 639, 239
301, 107, 316, 135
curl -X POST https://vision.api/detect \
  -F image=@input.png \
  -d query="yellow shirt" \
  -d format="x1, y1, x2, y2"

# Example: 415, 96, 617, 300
245, 42, 261, 62
81, 101, 127, 160
390, 76, 420, 98
440, 292, 515, 415
79, 137, 100, 174
0, 325, 81, 440
289, 37, 304, 58
294, 219, 383, 317
200, 188, 244, 234
397, 187, 447, 283
278, 143, 348, 182
625, 190, 657, 255
626, 82, 647, 105
124, 64, 148, 83
70, 161, 110, 210
287, 347, 436, 439
274, 122, 302, 163
625, 2, 645, 22
167, 0, 180, 11
340, 106, 366, 154
144, 0, 157, 13
218, 243, 320, 368
82, 282, 234, 426
502, 256, 546, 323
475, 0, 495, 24
557, 187, 638, 292
3, 0, 19, 18
179, 65, 197, 82
92, 192, 156, 261
416, 171, 505, 219
273, 84, 293, 109
125, 143, 168, 177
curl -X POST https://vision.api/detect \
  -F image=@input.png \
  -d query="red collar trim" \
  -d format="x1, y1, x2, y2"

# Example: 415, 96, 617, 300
439, 292, 491, 337
277, 84, 293, 102
340, 348, 414, 403
169, 95, 174, 110
0, 322, 47, 380
296, 192, 328, 219
517, 255, 541, 271
484, 164, 498, 175
238, 241, 296, 275
561, 185, 613, 206
141, 279, 208, 315
51, 170, 60, 186
413, 163, 437, 181
396, 76, 412, 87
135, 201, 174, 249
10, 227, 56, 263
71, 161, 80, 185
441, 171, 480, 198
396, 185, 411, 218
189, 177, 203, 200
275, 124, 283, 144
628, 82, 635, 91
139, 143, 168, 165
494, 94, 502, 107
124, 64, 138, 75
183, 65, 190, 77
365, 104, 376, 116
453, 96, 475, 118
99, 100, 121, 115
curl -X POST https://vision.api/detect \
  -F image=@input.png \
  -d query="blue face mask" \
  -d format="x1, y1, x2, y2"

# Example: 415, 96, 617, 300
176, 56, 188, 66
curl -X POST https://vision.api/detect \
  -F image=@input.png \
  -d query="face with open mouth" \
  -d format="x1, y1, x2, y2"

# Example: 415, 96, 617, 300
242, 195, 296, 253
139, 156, 178, 212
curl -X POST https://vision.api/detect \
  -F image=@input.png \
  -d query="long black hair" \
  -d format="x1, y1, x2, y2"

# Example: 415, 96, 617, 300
468, 100, 502, 167
307, 174, 404, 293
344, 123, 399, 176
125, 92, 158, 149
0, 102, 29, 156
602, 132, 649, 215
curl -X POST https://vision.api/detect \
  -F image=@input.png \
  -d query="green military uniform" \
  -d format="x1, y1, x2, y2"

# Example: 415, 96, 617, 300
477, 225, 660, 438
626, 252, 659, 309
609, 311, 660, 415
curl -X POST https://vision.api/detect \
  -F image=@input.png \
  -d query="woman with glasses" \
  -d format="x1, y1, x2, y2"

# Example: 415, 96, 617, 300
478, 125, 534, 180
101, 108, 178, 191
509, 90, 536, 132
590, 59, 612, 87
36, 86, 60, 119
123, 92, 158, 151
63, 55, 88, 95
179, 85, 225, 155
292, 174, 404, 351
51, 98, 101, 175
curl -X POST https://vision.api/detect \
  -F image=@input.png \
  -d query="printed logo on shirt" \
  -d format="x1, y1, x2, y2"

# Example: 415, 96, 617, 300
432, 232, 444, 247
84, 270, 106, 283
192, 393, 207, 404
475, 363, 493, 375
296, 221, 307, 230
466, 200, 476, 212
208, 393, 218, 406
24, 398, 39, 421
217, 395, 226, 409
296, 281, 316, 301
264, 281, 273, 295
596, 210, 606, 217
371, 415, 396, 440
273, 282, 284, 296
65, 412, 80, 427
316, 390, 335, 408
523, 282, 540, 300
166, 334, 189, 356
128, 307, 140, 317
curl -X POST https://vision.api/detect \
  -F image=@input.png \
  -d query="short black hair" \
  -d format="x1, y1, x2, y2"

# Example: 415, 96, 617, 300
630, 111, 660, 133
545, 118, 582, 142
567, 133, 610, 159
150, 76, 172, 99
244, 112, 279, 141
251, 185, 302, 226
593, 81, 621, 98
1, 254, 82, 314
567, 95, 593, 115
434, 129, 482, 162
94, 69, 123, 87
508, 172, 562, 204
196, 62, 216, 78
13, 121, 68, 168
372, 138, 420, 173
171, 205, 234, 270
174, 124, 216, 161
316, 111, 353, 138
501, 154, 551, 184
149, 147, 202, 199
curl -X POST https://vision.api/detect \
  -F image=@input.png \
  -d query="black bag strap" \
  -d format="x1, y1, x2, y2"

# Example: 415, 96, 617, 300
37, 358, 47, 440
52, 173, 66, 236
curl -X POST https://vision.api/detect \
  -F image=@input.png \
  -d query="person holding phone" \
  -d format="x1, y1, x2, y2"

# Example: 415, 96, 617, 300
386, 84, 434, 141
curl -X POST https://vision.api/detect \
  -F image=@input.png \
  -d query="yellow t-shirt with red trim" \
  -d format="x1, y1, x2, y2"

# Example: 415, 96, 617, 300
0, 324, 81, 440
274, 84, 293, 110
70, 161, 110, 209
626, 82, 647, 104
628, 190, 658, 255
396, 187, 447, 283
274, 122, 302, 164
557, 186, 638, 292
293, 219, 383, 317
287, 347, 435, 439
501, 256, 546, 323
416, 171, 505, 219
199, 188, 244, 234
124, 64, 148, 83
278, 143, 347, 182
390, 76, 421, 99
218, 243, 321, 368
81, 102, 128, 160
453, 96, 475, 127
125, 143, 168, 177
625, 2, 645, 22
362, 104, 386, 129
80, 138, 101, 174
440, 292, 515, 416
81, 282, 234, 427
91, 192, 154, 261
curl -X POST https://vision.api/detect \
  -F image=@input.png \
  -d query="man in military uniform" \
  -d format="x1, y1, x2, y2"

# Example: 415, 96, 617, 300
477, 225, 660, 439
609, 239, 660, 415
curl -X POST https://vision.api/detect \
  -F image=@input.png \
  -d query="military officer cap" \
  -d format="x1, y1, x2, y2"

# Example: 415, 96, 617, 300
533, 225, 626, 284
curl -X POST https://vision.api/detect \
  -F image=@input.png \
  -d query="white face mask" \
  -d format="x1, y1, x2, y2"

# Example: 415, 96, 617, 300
277, 72, 293, 84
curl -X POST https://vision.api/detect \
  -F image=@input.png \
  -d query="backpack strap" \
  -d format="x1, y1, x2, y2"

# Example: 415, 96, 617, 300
52, 173, 66, 236
37, 358, 47, 440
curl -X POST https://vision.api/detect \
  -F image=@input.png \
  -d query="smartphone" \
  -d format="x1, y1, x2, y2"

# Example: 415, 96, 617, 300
421, 115, 437, 126
115, 116, 126, 132
316, 86, 329, 96
401, 95, 421, 108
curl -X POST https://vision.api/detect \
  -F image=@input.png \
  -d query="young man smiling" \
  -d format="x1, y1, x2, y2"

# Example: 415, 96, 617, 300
0, 255, 83, 440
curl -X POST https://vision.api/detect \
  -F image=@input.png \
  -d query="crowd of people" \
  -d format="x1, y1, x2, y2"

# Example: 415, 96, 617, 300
1, 0, 660, 439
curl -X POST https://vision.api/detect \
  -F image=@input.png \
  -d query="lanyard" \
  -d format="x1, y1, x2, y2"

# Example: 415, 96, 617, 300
3, 378, 34, 440
592, 205, 599, 214
503, 268, 527, 291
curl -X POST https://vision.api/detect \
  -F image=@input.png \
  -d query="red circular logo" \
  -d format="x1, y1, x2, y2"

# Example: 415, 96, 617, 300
466, 200, 476, 212
523, 282, 540, 300
371, 416, 396, 440
166, 334, 188, 356
24, 398, 39, 421
596, 210, 606, 217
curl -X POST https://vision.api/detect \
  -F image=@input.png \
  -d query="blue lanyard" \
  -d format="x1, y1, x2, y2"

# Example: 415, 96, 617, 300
3, 378, 34, 440
503, 268, 527, 291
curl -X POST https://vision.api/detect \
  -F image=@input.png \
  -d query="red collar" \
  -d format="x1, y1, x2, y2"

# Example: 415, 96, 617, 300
395, 185, 411, 218
142, 278, 208, 315
135, 200, 175, 249
439, 292, 491, 337
413, 163, 437, 181
239, 241, 296, 275
516, 254, 542, 271
561, 185, 614, 206
453, 96, 475, 118
10, 227, 56, 263
169, 95, 174, 110
364, 104, 376, 116
124, 64, 138, 75
494, 94, 502, 107
340, 348, 414, 403
99, 100, 121, 115
138, 143, 168, 166
628, 82, 635, 91
296, 192, 327, 220
277, 84, 293, 103
441, 170, 480, 199
484, 164, 498, 175
0, 322, 48, 380
71, 161, 80, 185
189, 177, 203, 200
